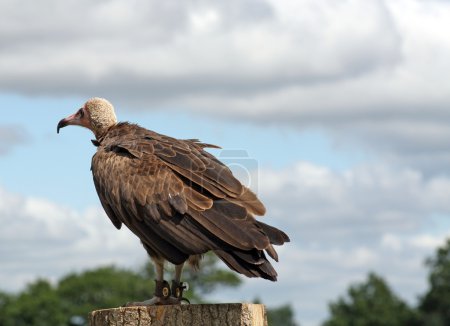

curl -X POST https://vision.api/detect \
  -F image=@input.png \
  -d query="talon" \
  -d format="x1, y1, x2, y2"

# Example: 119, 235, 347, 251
155, 280, 171, 299
171, 280, 190, 304
180, 297, 190, 304
122, 280, 182, 306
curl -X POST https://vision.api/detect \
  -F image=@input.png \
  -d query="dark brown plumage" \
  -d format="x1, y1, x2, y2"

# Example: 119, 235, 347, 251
58, 98, 289, 303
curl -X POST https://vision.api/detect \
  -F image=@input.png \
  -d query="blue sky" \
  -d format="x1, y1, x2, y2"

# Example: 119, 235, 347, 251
0, 93, 368, 208
1, 1, 450, 325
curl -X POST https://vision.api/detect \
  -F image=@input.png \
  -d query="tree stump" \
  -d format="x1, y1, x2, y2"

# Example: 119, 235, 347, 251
89, 303, 267, 326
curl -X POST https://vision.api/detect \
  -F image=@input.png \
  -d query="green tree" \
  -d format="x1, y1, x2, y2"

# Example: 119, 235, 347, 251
419, 238, 450, 326
0, 291, 13, 326
58, 266, 151, 324
267, 304, 298, 326
0, 279, 66, 326
322, 272, 419, 326
0, 253, 242, 326
254, 297, 298, 326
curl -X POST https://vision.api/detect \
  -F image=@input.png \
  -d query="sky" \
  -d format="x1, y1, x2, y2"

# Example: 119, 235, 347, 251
1, 0, 450, 325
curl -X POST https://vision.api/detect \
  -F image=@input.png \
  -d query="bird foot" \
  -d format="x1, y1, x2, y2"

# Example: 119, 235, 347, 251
125, 295, 180, 306
124, 280, 189, 307
171, 280, 190, 304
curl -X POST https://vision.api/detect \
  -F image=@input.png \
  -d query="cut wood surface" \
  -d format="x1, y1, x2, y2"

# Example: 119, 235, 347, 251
89, 303, 267, 326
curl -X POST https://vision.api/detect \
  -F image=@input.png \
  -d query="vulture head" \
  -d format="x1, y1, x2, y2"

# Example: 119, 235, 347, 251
57, 97, 117, 138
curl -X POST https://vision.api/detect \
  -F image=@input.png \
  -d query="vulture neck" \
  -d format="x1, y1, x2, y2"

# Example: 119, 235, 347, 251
93, 123, 117, 141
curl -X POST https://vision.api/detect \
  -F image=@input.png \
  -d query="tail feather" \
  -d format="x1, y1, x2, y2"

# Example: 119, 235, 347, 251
214, 249, 278, 281
266, 244, 279, 262
257, 221, 290, 245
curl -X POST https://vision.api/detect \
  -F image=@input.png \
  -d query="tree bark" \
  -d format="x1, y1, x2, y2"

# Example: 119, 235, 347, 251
89, 303, 267, 326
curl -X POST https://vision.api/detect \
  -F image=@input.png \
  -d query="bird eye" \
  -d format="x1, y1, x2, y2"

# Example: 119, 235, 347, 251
78, 108, 84, 118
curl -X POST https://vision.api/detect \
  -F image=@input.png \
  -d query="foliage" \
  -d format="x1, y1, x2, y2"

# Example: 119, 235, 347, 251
267, 304, 297, 326
4, 237, 450, 326
0, 279, 66, 326
419, 238, 450, 326
267, 303, 298, 326
0, 253, 243, 326
322, 272, 419, 326
254, 297, 298, 326
57, 266, 150, 322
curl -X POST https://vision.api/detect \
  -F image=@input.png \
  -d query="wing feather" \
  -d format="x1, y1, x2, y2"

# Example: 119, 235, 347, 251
91, 123, 288, 277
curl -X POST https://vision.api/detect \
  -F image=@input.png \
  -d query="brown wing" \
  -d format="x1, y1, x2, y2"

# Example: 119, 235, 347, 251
91, 123, 289, 280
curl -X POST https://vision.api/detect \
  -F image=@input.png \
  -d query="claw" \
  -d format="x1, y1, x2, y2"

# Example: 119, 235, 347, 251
123, 279, 190, 307
124, 296, 180, 307
171, 280, 190, 304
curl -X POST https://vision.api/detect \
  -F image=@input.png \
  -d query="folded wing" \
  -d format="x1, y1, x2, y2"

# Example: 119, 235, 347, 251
91, 123, 289, 280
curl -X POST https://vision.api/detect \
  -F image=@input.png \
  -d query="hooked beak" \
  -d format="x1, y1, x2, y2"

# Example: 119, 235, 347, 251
57, 109, 88, 134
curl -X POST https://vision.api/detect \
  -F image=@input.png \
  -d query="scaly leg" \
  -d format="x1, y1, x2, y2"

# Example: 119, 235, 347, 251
126, 257, 179, 306
154, 256, 164, 282
171, 263, 189, 303
174, 262, 183, 283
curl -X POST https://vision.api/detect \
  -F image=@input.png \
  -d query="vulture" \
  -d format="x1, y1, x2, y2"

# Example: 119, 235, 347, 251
57, 98, 290, 305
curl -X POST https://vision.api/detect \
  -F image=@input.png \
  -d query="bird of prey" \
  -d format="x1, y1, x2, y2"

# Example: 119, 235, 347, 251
57, 98, 290, 305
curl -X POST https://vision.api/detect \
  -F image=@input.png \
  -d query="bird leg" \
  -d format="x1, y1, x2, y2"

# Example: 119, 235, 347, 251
171, 263, 190, 303
125, 257, 179, 306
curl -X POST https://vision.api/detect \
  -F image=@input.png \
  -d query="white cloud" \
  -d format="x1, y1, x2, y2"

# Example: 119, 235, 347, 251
0, 0, 449, 172
0, 0, 400, 98
0, 125, 28, 155
243, 161, 450, 325
409, 234, 446, 250
0, 186, 146, 291
1, 1, 450, 324
1, 0, 448, 172
381, 233, 403, 252
1, 158, 450, 325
